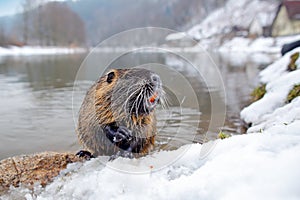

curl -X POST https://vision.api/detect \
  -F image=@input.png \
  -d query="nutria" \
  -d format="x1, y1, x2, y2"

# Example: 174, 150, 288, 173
76, 68, 163, 159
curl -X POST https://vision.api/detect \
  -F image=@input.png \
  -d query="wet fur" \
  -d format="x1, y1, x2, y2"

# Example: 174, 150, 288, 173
77, 69, 157, 157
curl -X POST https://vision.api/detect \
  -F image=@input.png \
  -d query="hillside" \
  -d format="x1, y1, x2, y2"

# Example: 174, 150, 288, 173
67, 0, 227, 45
167, 0, 280, 49
0, 0, 228, 46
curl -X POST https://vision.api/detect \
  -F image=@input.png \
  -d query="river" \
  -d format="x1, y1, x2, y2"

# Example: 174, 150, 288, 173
0, 50, 278, 160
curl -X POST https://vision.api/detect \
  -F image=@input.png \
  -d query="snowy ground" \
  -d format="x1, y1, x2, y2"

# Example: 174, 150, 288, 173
241, 47, 300, 134
4, 48, 299, 199
0, 46, 87, 56
166, 0, 300, 55
187, 0, 278, 42
2, 1, 300, 196
166, 0, 279, 49
219, 35, 300, 54
8, 128, 299, 199
217, 34, 300, 68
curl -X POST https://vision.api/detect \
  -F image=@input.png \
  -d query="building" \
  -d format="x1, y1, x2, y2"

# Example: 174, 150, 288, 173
272, 0, 300, 36
249, 13, 275, 37
248, 2, 279, 37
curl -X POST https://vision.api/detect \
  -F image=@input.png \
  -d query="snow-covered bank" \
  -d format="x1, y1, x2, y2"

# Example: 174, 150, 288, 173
30, 47, 299, 200
2, 47, 300, 200
6, 129, 297, 199
241, 47, 300, 133
219, 35, 300, 54
0, 46, 87, 56
5, 48, 299, 199
214, 34, 300, 71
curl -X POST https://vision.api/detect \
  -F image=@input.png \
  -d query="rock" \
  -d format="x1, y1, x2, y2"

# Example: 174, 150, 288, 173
0, 152, 85, 194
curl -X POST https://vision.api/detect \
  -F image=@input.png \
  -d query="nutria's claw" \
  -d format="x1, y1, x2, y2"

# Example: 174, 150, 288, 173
114, 126, 133, 142
105, 125, 133, 144
76, 150, 95, 160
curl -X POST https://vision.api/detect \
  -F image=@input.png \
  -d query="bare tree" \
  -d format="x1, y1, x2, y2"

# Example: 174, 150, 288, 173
0, 22, 6, 46
19, 0, 86, 46
21, 0, 35, 44
35, 0, 46, 46
42, 2, 85, 46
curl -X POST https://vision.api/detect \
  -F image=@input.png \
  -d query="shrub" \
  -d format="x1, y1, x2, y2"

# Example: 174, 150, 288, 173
251, 84, 266, 102
218, 131, 231, 139
287, 52, 299, 71
286, 84, 300, 103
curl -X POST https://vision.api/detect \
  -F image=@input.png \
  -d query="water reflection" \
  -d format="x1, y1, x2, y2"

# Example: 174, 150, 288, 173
0, 55, 86, 159
0, 55, 84, 90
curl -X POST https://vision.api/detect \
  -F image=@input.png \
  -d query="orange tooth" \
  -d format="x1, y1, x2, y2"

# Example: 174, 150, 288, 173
149, 92, 158, 103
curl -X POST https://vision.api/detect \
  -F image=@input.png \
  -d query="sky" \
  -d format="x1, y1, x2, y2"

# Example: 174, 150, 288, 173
0, 0, 75, 17
0, 0, 22, 17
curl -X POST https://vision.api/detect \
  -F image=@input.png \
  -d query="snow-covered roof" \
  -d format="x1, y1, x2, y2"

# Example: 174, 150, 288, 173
254, 8, 278, 27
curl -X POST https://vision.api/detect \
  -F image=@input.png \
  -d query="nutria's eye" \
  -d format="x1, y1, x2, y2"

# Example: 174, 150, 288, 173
106, 71, 115, 83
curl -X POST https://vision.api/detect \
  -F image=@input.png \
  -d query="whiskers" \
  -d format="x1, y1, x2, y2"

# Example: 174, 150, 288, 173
158, 89, 169, 111
118, 80, 167, 118
110, 75, 168, 140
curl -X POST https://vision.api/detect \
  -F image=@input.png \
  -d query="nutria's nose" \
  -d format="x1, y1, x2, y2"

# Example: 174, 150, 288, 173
151, 74, 161, 86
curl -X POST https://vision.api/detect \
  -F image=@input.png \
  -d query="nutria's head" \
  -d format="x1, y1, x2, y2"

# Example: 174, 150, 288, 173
95, 68, 163, 128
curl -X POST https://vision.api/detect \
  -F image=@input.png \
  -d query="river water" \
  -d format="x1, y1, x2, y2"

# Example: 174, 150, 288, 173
0, 50, 278, 160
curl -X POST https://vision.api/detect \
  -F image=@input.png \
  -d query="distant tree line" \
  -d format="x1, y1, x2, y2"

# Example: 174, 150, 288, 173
0, 0, 86, 47
72, 0, 228, 46
0, 0, 228, 47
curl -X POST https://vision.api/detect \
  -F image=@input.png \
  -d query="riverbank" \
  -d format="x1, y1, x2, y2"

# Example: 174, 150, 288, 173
241, 47, 300, 134
1, 50, 299, 199
1, 39, 300, 199
219, 35, 300, 54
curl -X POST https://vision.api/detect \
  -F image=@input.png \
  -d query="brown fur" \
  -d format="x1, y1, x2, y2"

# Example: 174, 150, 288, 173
77, 69, 157, 157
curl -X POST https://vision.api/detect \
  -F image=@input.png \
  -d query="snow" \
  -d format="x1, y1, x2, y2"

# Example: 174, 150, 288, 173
186, 0, 279, 41
237, 47, 300, 199
241, 69, 300, 124
0, 46, 86, 56
255, 12, 276, 28
219, 35, 300, 54
260, 47, 300, 83
241, 47, 300, 125
21, 38, 299, 200
166, 0, 299, 54
216, 35, 300, 68
2, 37, 300, 200
1, 1, 300, 198
165, 32, 186, 41
7, 126, 296, 200
4, 47, 298, 199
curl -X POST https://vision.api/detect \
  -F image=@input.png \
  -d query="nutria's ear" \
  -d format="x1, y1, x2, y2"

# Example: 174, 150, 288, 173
106, 71, 115, 83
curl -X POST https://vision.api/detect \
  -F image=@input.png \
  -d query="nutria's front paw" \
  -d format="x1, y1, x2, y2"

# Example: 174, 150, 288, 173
76, 150, 95, 160
105, 124, 133, 144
